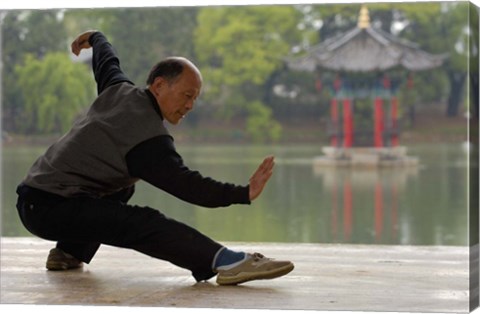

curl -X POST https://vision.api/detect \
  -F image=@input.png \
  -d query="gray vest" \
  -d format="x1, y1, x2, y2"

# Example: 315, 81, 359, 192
23, 83, 169, 198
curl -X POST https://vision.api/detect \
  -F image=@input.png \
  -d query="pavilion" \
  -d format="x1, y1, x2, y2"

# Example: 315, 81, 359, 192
288, 5, 447, 167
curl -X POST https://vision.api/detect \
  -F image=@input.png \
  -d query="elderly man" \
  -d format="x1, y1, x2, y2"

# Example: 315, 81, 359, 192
16, 30, 293, 285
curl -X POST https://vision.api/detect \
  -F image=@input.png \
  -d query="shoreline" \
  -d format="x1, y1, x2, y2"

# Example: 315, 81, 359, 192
2, 108, 470, 147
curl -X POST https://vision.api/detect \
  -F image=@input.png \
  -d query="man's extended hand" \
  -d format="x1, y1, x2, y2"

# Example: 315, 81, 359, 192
71, 30, 97, 56
249, 156, 275, 201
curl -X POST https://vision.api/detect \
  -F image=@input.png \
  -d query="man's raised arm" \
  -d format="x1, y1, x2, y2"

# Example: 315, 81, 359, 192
71, 30, 133, 94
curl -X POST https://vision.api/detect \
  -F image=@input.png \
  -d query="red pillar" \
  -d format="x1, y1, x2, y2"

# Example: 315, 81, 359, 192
331, 98, 338, 147
374, 97, 384, 148
391, 96, 399, 147
343, 98, 353, 148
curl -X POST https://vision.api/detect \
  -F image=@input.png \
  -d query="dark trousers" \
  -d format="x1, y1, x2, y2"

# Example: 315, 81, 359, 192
16, 185, 222, 282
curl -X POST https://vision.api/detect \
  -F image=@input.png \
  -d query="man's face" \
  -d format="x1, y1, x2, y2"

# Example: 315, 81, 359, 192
154, 67, 202, 125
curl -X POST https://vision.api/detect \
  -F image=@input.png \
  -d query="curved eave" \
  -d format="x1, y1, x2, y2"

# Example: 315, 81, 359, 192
287, 26, 446, 73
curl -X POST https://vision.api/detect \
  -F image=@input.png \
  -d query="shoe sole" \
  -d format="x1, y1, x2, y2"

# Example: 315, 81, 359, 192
46, 261, 83, 271
217, 262, 294, 285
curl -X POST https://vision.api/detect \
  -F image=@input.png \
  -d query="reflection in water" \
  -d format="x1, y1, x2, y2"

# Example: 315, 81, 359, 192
314, 166, 418, 244
2, 144, 469, 245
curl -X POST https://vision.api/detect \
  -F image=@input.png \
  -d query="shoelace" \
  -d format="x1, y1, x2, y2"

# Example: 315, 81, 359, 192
252, 252, 266, 261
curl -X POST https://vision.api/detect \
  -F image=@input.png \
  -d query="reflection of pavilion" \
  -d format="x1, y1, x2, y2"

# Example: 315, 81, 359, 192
288, 6, 447, 167
314, 166, 418, 243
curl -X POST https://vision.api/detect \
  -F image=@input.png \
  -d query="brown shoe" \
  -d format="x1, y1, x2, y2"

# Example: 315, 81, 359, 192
46, 248, 83, 271
216, 252, 294, 285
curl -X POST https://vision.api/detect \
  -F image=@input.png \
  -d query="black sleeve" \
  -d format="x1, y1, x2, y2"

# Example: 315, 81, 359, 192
125, 136, 251, 208
88, 32, 134, 95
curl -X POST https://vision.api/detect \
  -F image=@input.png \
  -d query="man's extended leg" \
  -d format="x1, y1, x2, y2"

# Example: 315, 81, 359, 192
18, 195, 222, 281
18, 194, 293, 283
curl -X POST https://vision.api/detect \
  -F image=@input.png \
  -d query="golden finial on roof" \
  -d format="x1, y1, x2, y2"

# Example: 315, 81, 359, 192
358, 5, 370, 29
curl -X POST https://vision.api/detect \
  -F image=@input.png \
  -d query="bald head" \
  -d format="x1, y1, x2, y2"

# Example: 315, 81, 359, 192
146, 57, 202, 86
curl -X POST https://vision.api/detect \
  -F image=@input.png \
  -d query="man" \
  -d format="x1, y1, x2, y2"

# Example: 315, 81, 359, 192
16, 30, 294, 286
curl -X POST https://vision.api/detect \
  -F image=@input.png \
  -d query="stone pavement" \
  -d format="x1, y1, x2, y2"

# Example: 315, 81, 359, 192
0, 237, 472, 313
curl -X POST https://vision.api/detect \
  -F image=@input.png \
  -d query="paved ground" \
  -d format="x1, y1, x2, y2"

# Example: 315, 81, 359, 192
0, 237, 472, 313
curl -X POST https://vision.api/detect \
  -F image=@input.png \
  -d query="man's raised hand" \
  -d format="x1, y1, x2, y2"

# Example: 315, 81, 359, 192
71, 30, 97, 56
249, 156, 275, 201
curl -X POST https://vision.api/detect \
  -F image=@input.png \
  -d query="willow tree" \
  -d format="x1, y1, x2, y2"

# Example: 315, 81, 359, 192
15, 52, 95, 134
2, 10, 68, 133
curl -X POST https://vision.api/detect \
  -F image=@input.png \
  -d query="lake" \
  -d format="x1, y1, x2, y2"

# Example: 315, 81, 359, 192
1, 143, 470, 246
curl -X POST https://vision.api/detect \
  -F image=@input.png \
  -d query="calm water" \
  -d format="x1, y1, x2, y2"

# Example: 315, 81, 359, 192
1, 143, 470, 246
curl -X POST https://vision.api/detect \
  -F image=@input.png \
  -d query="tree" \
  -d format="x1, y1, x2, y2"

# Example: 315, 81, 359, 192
63, 8, 114, 40
246, 101, 282, 143
15, 52, 95, 134
397, 2, 472, 117
3, 7, 200, 134
99, 7, 199, 86
194, 5, 302, 142
2, 10, 68, 133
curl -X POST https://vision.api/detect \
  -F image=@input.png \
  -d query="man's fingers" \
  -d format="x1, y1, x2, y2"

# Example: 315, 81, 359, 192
260, 156, 274, 172
71, 38, 88, 55
71, 39, 84, 56
71, 41, 78, 55
71, 30, 96, 56
252, 156, 274, 180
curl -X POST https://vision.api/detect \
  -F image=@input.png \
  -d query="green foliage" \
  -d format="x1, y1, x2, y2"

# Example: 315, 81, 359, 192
63, 8, 114, 39
194, 6, 302, 141
100, 7, 199, 86
401, 2, 469, 71
4, 3, 473, 137
399, 2, 471, 115
246, 101, 282, 143
2, 10, 68, 132
15, 53, 95, 134
12, 10, 68, 58
195, 5, 301, 93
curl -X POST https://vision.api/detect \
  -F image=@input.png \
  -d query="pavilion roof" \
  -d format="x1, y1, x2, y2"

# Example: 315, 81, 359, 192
288, 6, 447, 73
